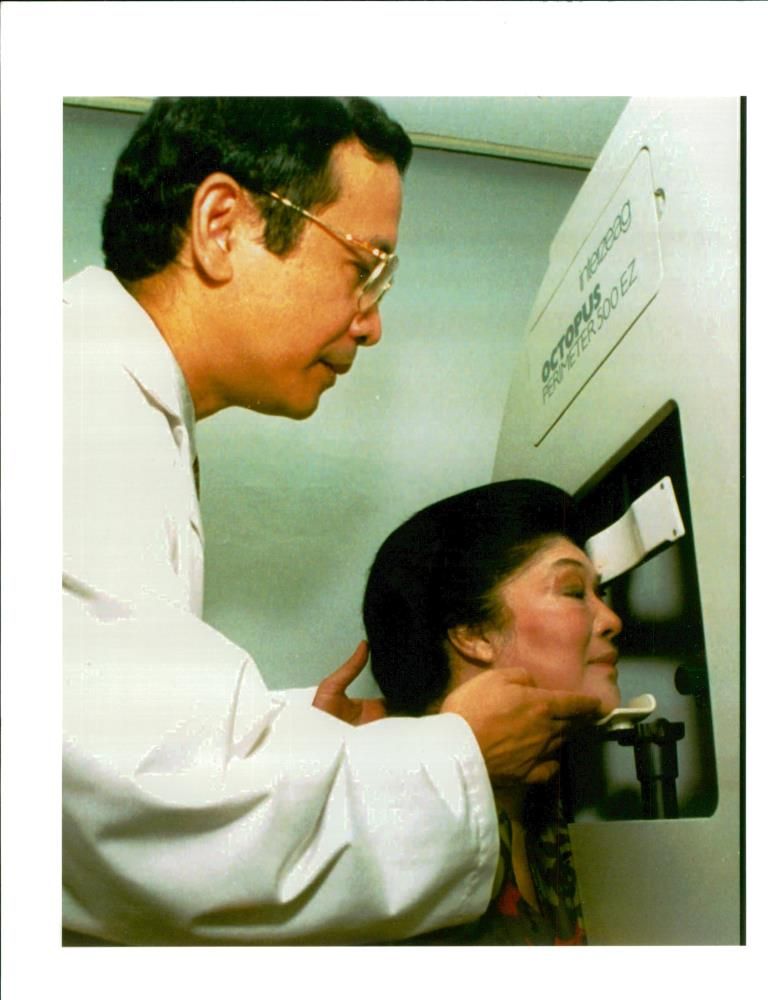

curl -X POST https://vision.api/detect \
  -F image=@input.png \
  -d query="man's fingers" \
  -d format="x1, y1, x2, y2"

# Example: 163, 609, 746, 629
495, 757, 561, 788
319, 641, 369, 693
525, 759, 561, 784
492, 672, 600, 719
548, 692, 602, 719
544, 727, 566, 754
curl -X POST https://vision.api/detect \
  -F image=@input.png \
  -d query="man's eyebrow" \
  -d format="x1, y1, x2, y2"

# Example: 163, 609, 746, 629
367, 236, 394, 255
341, 234, 394, 260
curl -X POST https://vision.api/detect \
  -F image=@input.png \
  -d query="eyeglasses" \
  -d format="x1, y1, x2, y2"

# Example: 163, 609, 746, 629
267, 191, 398, 312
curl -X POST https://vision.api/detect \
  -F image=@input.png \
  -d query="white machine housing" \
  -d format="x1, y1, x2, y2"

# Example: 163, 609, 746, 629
493, 98, 740, 944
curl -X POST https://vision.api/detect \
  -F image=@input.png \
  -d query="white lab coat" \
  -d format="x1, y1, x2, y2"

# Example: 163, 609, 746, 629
62, 267, 498, 945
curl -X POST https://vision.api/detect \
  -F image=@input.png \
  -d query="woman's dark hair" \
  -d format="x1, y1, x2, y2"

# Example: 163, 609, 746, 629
102, 96, 412, 281
363, 480, 586, 716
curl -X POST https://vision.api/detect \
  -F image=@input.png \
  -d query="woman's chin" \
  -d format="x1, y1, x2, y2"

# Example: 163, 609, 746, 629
595, 684, 622, 716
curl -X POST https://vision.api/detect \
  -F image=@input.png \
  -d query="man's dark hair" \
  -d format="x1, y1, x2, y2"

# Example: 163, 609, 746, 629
363, 480, 585, 716
102, 97, 412, 281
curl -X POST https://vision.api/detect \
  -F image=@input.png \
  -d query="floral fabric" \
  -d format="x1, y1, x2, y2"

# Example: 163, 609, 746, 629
405, 787, 586, 946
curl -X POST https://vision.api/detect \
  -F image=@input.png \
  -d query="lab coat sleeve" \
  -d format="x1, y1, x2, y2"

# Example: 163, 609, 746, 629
63, 591, 498, 945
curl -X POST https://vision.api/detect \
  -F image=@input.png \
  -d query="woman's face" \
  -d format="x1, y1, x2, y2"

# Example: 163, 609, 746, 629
486, 536, 623, 714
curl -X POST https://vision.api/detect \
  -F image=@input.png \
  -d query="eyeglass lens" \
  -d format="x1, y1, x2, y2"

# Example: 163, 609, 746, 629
361, 255, 398, 311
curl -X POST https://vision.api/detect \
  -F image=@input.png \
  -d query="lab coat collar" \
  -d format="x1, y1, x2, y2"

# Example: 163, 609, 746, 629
65, 266, 198, 463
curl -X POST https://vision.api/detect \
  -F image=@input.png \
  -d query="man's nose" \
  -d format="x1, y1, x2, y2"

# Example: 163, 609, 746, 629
350, 304, 383, 347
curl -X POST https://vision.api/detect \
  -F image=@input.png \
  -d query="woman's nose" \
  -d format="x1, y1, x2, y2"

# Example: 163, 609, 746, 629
597, 598, 623, 639
350, 304, 382, 347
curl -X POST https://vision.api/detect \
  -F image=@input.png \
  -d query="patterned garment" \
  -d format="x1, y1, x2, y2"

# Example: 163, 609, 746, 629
404, 785, 586, 946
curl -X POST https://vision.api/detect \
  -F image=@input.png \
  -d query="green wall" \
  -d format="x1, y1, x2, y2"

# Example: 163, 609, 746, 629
63, 101, 587, 694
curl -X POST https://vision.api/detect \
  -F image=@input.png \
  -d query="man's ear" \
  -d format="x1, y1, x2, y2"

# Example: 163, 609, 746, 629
446, 624, 497, 666
189, 173, 254, 283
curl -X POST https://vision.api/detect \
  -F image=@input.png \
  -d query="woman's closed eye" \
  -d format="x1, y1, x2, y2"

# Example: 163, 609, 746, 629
559, 573, 588, 599
563, 583, 612, 608
552, 559, 602, 602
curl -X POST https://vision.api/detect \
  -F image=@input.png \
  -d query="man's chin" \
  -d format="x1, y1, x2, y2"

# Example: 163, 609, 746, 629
289, 397, 321, 421
250, 394, 322, 421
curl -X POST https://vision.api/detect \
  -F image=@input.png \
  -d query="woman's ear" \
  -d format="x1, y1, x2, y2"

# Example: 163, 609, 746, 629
446, 624, 497, 666
188, 172, 253, 283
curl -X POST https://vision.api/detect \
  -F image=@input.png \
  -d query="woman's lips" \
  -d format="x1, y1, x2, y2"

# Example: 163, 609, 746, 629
590, 649, 618, 667
589, 651, 619, 675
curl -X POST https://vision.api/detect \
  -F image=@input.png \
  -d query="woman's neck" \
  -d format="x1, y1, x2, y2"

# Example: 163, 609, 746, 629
494, 784, 527, 822
495, 785, 540, 911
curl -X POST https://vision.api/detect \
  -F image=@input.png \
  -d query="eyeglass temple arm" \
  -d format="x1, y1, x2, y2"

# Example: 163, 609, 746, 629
268, 191, 392, 262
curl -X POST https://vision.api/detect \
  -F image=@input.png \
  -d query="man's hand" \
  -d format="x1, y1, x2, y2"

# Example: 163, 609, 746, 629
440, 668, 600, 785
312, 641, 388, 725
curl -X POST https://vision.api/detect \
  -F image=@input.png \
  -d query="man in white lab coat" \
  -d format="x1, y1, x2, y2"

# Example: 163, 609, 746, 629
63, 97, 600, 945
